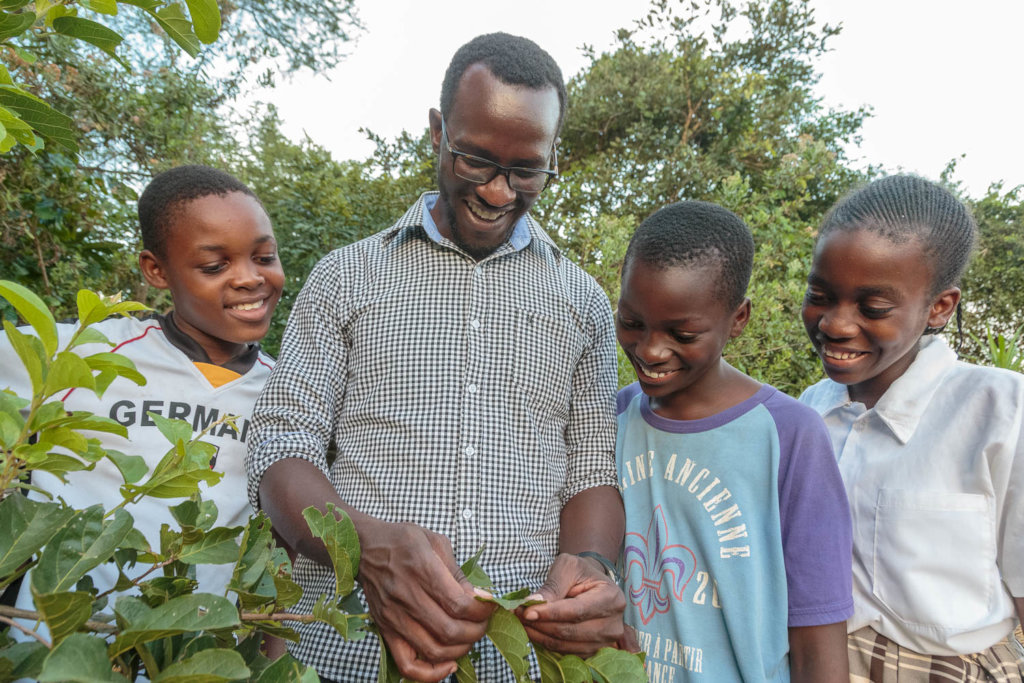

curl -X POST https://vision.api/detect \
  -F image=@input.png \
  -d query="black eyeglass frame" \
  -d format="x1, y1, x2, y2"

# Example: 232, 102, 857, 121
440, 117, 558, 193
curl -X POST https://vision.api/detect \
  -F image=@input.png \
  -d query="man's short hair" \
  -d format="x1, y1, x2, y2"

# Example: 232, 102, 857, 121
625, 201, 755, 308
138, 165, 258, 257
440, 32, 567, 132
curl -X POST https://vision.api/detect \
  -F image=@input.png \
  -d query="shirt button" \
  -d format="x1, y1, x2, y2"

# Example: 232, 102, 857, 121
464, 446, 476, 456
461, 508, 474, 520
467, 384, 477, 394
470, 319, 481, 330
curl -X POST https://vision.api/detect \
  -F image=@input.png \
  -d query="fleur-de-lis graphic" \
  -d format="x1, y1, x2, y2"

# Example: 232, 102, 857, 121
624, 504, 696, 624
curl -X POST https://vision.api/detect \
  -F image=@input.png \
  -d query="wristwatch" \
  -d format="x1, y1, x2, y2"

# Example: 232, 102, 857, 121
575, 551, 621, 584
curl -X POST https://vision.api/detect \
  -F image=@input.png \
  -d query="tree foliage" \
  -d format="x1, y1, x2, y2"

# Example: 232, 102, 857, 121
532, 0, 872, 393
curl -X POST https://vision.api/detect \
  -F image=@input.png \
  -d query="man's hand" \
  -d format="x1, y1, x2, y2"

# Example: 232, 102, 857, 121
358, 519, 495, 682
517, 553, 626, 656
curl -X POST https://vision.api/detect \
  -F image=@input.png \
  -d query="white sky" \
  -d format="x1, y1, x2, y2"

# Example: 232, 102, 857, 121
253, 0, 1023, 198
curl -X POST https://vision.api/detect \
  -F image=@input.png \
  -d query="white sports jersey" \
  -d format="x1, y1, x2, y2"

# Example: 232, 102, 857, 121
1, 315, 274, 615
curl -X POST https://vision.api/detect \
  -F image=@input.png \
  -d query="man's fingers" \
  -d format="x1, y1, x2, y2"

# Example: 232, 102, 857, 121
383, 629, 458, 683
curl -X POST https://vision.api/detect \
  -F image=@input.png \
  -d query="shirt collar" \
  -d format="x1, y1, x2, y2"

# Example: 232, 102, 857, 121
384, 191, 561, 259
816, 335, 957, 443
156, 312, 262, 374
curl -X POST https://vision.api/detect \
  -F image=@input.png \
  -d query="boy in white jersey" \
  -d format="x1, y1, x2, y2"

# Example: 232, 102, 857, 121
2, 165, 284, 631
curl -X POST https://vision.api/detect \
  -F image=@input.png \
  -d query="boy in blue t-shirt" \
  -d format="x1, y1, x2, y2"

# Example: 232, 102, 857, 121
614, 201, 853, 682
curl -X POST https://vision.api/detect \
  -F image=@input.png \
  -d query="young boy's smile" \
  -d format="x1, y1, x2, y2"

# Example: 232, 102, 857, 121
140, 191, 284, 366
616, 259, 752, 420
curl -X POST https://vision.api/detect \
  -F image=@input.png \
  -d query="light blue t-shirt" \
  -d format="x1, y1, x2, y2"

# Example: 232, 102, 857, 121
617, 383, 853, 682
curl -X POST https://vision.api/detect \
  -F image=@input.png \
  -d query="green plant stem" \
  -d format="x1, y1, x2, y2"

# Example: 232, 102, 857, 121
135, 643, 160, 678
0, 605, 115, 635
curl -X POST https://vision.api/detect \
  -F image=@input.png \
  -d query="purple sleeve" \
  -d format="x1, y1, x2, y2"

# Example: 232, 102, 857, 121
617, 382, 643, 416
766, 390, 854, 627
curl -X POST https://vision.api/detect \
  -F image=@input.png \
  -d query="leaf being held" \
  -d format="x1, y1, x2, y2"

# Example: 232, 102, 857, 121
302, 503, 359, 596
485, 607, 532, 682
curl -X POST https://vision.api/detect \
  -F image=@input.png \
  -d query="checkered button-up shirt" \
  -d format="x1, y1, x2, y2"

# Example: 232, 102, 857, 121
246, 192, 618, 680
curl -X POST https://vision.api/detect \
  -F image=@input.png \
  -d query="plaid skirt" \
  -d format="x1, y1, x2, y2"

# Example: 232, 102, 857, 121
849, 626, 1024, 682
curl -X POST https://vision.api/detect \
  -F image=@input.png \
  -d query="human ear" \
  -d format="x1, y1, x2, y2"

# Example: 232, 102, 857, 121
428, 108, 442, 154
729, 298, 752, 338
927, 286, 961, 329
139, 250, 170, 290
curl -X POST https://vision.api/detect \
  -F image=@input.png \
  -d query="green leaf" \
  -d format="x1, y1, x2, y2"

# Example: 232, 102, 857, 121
150, 411, 193, 446
178, 526, 242, 565
41, 350, 96, 397
11, 44, 37, 62
0, 640, 48, 681
302, 503, 359, 597
80, 0, 117, 14
68, 326, 112, 349
51, 16, 123, 58
3, 320, 45, 395
485, 607, 532, 682
311, 594, 367, 641
584, 647, 647, 683
460, 545, 491, 589
536, 644, 590, 683
83, 352, 146, 386
0, 407, 22, 447
0, 105, 37, 144
152, 2, 200, 57
36, 425, 89, 454
0, 280, 58, 357
370, 626, 402, 683
75, 289, 103, 327
33, 590, 94, 646
31, 506, 134, 593
117, 0, 161, 10
253, 652, 320, 683
151, 647, 249, 682
123, 466, 221, 499
0, 0, 32, 11
0, 495, 76, 578
479, 587, 542, 612
58, 412, 129, 438
454, 654, 477, 683
109, 593, 240, 656
184, 0, 218, 43
0, 10, 34, 41
104, 448, 148, 484
37, 633, 118, 683
0, 86, 77, 152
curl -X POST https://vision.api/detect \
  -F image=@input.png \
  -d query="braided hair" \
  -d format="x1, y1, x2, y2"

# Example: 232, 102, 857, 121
624, 201, 755, 308
819, 175, 978, 296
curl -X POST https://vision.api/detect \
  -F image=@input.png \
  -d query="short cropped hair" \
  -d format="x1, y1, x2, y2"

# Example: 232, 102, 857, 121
440, 32, 567, 132
624, 201, 755, 308
819, 174, 978, 295
138, 165, 258, 257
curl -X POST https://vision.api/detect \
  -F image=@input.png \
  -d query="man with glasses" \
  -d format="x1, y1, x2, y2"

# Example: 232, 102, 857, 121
247, 32, 625, 682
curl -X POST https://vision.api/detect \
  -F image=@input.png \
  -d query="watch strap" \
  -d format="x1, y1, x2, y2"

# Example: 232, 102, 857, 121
575, 550, 620, 583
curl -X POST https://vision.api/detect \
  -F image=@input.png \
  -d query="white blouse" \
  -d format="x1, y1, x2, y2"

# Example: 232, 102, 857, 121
801, 335, 1024, 655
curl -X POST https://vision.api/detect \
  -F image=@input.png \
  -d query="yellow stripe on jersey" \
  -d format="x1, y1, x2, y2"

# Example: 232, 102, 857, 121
194, 362, 242, 388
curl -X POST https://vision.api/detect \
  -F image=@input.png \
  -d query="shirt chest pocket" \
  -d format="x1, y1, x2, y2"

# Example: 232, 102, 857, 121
872, 489, 997, 630
513, 308, 585, 420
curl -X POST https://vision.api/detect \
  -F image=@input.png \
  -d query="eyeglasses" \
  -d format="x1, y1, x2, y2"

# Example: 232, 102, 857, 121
441, 118, 558, 193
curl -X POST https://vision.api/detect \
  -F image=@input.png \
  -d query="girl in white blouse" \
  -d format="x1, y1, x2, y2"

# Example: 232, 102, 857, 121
799, 175, 1024, 682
